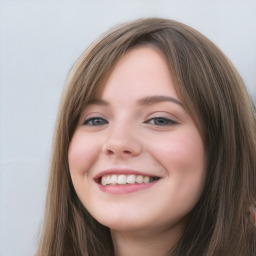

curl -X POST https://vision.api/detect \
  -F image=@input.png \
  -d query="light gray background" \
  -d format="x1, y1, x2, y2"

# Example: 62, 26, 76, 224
0, 0, 255, 255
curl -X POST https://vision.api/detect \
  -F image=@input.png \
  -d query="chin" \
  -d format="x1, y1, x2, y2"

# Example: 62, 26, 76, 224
93, 211, 152, 232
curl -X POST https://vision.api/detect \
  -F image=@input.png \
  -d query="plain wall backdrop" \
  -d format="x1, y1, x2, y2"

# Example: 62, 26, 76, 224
0, 0, 255, 255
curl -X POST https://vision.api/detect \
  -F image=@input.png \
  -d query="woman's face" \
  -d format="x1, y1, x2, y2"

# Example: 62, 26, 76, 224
68, 46, 205, 235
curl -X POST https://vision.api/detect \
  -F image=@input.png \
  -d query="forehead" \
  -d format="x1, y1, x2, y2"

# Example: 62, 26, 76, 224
99, 46, 179, 102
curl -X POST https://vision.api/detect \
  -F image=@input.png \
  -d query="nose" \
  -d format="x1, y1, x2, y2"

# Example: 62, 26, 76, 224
102, 124, 142, 158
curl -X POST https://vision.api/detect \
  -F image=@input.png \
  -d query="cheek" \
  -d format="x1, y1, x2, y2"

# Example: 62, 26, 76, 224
154, 130, 205, 214
156, 128, 204, 172
68, 132, 100, 175
149, 127, 205, 197
68, 132, 102, 207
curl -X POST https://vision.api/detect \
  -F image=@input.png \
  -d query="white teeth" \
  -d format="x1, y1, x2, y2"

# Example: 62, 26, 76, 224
117, 175, 127, 184
110, 175, 117, 185
101, 174, 156, 186
136, 175, 143, 184
143, 176, 150, 183
127, 175, 136, 184
101, 176, 107, 186
106, 175, 111, 184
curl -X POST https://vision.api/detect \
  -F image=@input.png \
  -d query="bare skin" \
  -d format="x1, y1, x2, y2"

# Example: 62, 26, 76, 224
111, 219, 187, 256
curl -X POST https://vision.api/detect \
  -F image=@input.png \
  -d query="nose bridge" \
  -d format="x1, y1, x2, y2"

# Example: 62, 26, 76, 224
102, 117, 142, 157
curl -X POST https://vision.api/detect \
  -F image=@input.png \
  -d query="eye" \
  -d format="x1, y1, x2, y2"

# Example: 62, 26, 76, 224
83, 117, 108, 126
145, 117, 177, 126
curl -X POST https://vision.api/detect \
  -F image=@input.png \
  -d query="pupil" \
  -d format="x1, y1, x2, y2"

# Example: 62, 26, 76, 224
156, 118, 167, 125
94, 119, 103, 125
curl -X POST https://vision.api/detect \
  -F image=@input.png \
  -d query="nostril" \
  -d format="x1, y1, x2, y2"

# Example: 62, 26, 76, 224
123, 150, 132, 154
102, 138, 142, 157
105, 148, 115, 155
103, 147, 132, 156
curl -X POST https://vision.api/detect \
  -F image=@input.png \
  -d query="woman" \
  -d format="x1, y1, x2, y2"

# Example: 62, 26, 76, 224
36, 18, 256, 256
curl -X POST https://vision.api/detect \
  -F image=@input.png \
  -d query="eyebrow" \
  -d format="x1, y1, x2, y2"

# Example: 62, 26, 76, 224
138, 95, 184, 107
87, 99, 109, 105
88, 95, 183, 107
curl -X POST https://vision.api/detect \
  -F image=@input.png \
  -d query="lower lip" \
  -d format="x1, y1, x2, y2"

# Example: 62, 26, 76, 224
98, 181, 159, 194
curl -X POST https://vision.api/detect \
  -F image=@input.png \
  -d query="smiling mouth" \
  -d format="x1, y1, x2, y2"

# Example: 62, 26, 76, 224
99, 174, 160, 186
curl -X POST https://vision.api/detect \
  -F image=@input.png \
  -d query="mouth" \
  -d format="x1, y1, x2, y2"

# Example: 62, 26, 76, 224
98, 174, 160, 186
94, 169, 161, 194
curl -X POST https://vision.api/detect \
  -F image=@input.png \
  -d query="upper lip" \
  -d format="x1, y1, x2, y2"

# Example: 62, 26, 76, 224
94, 167, 161, 183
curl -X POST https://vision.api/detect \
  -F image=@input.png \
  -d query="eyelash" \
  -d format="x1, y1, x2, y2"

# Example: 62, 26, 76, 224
83, 117, 108, 126
83, 116, 177, 126
144, 117, 178, 126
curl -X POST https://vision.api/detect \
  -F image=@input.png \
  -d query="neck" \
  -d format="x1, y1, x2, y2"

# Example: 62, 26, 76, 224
111, 223, 184, 256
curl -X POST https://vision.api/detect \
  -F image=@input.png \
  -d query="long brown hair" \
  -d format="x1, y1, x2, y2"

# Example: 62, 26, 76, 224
36, 18, 256, 256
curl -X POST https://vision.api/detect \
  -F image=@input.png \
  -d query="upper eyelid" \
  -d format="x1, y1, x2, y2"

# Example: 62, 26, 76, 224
80, 111, 180, 124
145, 111, 179, 121
144, 116, 178, 125
83, 116, 108, 126
80, 111, 106, 121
